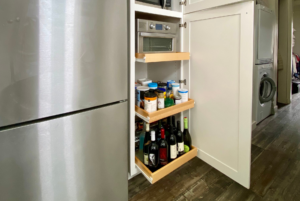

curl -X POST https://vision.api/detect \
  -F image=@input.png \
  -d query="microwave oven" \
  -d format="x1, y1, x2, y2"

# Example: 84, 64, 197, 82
137, 19, 178, 54
136, 0, 172, 9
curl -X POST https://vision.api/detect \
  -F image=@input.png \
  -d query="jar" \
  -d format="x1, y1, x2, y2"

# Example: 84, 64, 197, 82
157, 90, 165, 110
171, 83, 180, 96
174, 95, 182, 105
137, 86, 149, 109
144, 91, 157, 113
148, 83, 158, 90
167, 80, 175, 90
165, 89, 174, 108
178, 89, 188, 103
158, 83, 167, 90
158, 88, 166, 99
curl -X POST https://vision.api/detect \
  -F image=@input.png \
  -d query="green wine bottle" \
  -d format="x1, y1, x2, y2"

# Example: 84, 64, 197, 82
183, 117, 192, 153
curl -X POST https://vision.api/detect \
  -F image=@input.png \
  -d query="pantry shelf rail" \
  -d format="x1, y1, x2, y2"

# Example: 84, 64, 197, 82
135, 146, 198, 184
135, 99, 195, 123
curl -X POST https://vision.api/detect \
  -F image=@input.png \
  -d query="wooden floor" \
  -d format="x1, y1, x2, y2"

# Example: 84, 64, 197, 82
129, 93, 300, 201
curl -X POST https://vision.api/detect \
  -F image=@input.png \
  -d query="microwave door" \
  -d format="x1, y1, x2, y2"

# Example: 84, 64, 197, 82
138, 32, 176, 53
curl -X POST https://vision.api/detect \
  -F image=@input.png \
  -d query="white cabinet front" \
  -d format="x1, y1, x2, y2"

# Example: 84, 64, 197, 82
183, 1, 254, 188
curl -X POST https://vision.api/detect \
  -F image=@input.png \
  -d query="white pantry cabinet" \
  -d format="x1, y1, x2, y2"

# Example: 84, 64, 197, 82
129, 0, 254, 189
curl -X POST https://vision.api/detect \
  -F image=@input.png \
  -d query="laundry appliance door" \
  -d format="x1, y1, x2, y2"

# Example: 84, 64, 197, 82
259, 75, 276, 104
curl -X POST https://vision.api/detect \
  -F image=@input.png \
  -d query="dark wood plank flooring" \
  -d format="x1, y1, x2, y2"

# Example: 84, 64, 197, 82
129, 93, 300, 201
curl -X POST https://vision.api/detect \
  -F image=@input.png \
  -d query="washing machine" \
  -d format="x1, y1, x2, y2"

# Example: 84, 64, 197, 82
253, 64, 277, 124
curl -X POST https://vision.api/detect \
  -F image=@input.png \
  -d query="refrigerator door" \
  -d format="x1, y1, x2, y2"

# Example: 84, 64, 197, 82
0, 0, 127, 127
0, 102, 128, 201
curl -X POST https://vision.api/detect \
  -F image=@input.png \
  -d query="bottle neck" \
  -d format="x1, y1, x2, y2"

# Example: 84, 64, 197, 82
177, 121, 181, 131
146, 123, 150, 132
184, 118, 188, 129
151, 131, 156, 141
161, 129, 165, 139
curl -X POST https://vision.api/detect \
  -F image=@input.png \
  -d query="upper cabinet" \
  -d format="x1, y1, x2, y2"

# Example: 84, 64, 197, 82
183, 0, 245, 14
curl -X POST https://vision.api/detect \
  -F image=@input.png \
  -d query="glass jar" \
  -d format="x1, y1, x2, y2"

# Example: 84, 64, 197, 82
157, 90, 165, 110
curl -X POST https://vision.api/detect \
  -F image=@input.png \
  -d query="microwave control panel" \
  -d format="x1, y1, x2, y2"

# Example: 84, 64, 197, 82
137, 19, 177, 34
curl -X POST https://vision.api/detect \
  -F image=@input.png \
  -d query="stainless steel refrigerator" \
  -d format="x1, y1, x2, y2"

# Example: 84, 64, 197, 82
0, 0, 128, 200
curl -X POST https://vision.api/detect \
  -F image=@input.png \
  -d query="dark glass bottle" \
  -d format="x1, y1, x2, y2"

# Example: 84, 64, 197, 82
165, 117, 171, 141
148, 131, 159, 172
183, 117, 192, 153
172, 116, 177, 133
176, 121, 185, 156
169, 125, 177, 161
156, 120, 163, 142
159, 128, 168, 166
143, 123, 151, 166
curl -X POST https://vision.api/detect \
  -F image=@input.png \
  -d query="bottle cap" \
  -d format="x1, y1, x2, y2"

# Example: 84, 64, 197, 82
151, 131, 156, 141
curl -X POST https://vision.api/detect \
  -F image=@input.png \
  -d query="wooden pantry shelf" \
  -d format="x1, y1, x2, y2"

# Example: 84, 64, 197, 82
135, 52, 190, 63
135, 146, 198, 184
135, 99, 194, 123
134, 4, 183, 18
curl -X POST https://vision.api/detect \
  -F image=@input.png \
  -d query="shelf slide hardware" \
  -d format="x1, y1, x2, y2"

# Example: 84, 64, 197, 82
179, 0, 187, 6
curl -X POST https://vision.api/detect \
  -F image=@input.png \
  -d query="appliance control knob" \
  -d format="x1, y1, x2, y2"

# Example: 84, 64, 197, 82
165, 25, 171, 30
150, 24, 155, 29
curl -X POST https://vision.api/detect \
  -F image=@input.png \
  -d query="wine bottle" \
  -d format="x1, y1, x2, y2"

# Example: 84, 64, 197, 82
171, 116, 177, 133
139, 122, 146, 150
143, 123, 151, 166
183, 117, 192, 153
169, 125, 177, 161
157, 120, 163, 142
148, 131, 159, 172
176, 121, 185, 156
159, 128, 168, 166
165, 117, 171, 141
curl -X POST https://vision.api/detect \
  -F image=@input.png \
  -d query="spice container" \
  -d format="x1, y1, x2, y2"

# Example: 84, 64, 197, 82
137, 86, 149, 108
171, 83, 180, 96
144, 91, 157, 113
157, 90, 165, 110
174, 95, 182, 105
178, 89, 188, 103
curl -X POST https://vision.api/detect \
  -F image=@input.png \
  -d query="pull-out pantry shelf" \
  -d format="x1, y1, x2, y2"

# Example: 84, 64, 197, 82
135, 52, 190, 63
135, 146, 198, 184
135, 99, 195, 123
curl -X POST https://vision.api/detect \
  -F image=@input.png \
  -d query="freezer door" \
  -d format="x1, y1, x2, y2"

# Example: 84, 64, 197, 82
0, 0, 127, 127
0, 102, 128, 201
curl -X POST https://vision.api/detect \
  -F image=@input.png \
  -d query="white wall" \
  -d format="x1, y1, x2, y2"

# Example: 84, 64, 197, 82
294, 5, 300, 55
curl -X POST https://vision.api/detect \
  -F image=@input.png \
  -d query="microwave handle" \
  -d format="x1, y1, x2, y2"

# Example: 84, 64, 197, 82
140, 32, 176, 38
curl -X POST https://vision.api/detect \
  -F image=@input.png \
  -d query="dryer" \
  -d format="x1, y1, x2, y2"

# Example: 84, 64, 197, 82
253, 64, 277, 124
254, 4, 275, 65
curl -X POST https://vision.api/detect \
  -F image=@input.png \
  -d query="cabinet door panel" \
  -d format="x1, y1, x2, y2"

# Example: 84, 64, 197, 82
183, 1, 254, 188
183, 0, 245, 14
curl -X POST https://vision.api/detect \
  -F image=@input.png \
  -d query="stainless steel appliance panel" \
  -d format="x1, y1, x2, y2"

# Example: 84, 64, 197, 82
0, 0, 127, 127
0, 102, 128, 201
